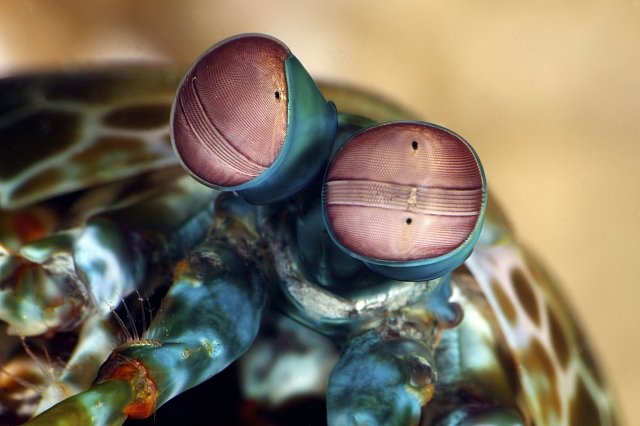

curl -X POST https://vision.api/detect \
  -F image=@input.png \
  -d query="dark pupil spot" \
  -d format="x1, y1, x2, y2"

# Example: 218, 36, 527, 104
411, 141, 418, 150
406, 218, 413, 225
274, 90, 281, 100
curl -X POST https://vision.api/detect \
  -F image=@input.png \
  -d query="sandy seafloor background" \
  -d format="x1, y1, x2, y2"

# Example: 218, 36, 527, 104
0, 1, 638, 423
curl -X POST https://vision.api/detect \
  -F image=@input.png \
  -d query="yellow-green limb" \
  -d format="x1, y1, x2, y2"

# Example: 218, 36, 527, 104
25, 380, 132, 426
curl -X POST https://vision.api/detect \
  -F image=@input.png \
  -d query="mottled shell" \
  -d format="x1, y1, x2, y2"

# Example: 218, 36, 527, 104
0, 67, 181, 211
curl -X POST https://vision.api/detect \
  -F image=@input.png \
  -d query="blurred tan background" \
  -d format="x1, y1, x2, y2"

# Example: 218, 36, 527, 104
0, 1, 638, 423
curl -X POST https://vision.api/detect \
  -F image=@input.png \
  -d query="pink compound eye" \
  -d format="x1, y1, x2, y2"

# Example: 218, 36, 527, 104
171, 34, 290, 188
323, 122, 486, 281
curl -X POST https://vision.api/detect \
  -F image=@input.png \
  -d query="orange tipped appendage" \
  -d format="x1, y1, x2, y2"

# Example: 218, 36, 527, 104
95, 352, 157, 419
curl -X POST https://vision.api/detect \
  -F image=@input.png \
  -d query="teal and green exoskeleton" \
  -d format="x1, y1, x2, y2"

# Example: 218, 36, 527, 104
0, 34, 617, 425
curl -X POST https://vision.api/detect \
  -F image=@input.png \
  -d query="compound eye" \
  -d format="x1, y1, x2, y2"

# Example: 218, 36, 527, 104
172, 35, 288, 187
323, 122, 486, 281
172, 34, 336, 204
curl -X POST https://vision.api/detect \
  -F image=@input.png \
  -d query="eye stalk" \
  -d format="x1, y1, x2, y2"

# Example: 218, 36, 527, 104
323, 122, 487, 281
171, 34, 337, 204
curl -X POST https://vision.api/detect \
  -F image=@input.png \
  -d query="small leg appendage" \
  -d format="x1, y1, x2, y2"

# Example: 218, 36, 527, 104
99, 238, 268, 415
327, 329, 436, 426
26, 237, 267, 425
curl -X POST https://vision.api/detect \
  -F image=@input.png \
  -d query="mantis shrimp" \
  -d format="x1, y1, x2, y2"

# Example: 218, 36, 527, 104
0, 34, 617, 425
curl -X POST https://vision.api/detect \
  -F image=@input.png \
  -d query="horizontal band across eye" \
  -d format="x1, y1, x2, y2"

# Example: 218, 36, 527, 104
171, 33, 337, 204
172, 34, 290, 188
323, 121, 487, 281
